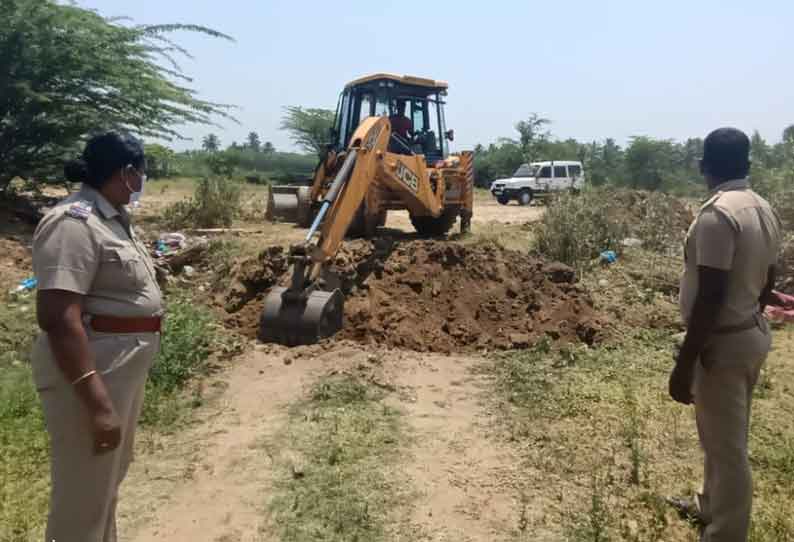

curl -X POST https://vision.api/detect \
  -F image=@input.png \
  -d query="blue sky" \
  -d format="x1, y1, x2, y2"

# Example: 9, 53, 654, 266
77, 0, 792, 153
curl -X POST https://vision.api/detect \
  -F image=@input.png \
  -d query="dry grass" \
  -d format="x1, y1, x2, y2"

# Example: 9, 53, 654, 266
482, 303, 794, 541
262, 374, 415, 542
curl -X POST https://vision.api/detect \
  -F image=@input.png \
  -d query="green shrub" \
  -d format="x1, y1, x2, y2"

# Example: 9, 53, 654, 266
535, 189, 628, 270
535, 188, 693, 268
140, 296, 221, 426
162, 176, 242, 229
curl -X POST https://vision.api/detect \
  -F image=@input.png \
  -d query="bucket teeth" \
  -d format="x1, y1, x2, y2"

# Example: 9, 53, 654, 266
259, 287, 344, 346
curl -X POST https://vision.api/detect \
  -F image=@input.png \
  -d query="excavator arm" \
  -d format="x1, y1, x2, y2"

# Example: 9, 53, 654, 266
259, 116, 446, 346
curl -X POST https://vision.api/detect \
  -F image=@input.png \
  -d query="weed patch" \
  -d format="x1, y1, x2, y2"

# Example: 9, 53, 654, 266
0, 293, 48, 541
535, 188, 693, 270
265, 374, 410, 542
162, 176, 242, 229
141, 293, 242, 428
535, 189, 628, 270
485, 328, 794, 541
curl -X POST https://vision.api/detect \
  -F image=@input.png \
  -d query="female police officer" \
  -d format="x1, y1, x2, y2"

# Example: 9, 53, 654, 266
31, 132, 163, 542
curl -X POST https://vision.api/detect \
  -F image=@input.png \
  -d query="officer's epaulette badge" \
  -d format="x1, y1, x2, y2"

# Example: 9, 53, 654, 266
64, 201, 93, 221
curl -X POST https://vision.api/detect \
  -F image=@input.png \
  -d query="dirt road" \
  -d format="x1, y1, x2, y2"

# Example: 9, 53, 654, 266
119, 347, 314, 541
118, 344, 525, 542
386, 195, 543, 231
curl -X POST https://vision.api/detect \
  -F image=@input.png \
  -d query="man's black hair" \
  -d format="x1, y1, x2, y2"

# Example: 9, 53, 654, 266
702, 127, 751, 181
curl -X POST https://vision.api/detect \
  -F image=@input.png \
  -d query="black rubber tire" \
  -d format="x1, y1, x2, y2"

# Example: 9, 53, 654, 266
410, 208, 458, 237
347, 207, 387, 238
518, 189, 533, 206
497, 194, 510, 205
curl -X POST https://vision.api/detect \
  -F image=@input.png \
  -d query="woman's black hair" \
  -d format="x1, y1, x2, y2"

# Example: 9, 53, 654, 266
64, 132, 145, 189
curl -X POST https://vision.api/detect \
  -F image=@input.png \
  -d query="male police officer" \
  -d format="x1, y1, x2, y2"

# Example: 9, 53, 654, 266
668, 127, 781, 541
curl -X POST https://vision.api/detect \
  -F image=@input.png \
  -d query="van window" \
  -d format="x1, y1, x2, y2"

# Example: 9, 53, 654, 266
553, 165, 567, 178
569, 165, 582, 176
538, 166, 551, 179
513, 164, 533, 177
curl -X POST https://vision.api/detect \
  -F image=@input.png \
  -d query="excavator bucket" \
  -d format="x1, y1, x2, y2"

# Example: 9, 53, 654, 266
259, 287, 344, 346
265, 185, 313, 227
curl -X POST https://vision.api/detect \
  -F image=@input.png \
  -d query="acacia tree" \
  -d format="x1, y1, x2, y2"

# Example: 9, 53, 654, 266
280, 106, 335, 158
515, 113, 551, 163
0, 0, 235, 189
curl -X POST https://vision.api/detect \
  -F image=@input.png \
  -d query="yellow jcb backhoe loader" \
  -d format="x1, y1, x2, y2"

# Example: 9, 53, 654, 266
260, 74, 474, 346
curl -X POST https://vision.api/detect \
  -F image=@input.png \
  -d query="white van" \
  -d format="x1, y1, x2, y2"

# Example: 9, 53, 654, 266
489, 160, 585, 205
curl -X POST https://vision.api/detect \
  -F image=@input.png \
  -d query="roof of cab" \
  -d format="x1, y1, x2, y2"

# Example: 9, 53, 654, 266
346, 73, 449, 90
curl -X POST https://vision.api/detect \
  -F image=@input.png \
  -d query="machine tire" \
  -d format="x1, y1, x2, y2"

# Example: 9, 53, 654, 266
497, 194, 510, 205
518, 189, 533, 206
346, 207, 386, 238
410, 207, 458, 237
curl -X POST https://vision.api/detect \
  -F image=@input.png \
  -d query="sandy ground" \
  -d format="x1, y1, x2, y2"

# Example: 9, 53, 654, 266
118, 345, 527, 542
120, 347, 313, 541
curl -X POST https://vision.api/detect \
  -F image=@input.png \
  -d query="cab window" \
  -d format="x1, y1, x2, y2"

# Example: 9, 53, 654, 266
538, 166, 552, 179
358, 93, 373, 124
375, 96, 390, 116
411, 100, 425, 132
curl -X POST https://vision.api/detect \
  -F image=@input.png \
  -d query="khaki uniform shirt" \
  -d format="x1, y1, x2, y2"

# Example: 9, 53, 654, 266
32, 185, 163, 317
680, 179, 782, 328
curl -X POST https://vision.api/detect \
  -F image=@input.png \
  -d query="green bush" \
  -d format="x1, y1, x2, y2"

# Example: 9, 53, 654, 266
535, 189, 628, 269
162, 176, 242, 228
140, 296, 223, 426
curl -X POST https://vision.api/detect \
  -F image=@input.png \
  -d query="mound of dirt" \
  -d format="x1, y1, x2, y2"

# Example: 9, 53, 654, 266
224, 240, 606, 353
0, 237, 33, 287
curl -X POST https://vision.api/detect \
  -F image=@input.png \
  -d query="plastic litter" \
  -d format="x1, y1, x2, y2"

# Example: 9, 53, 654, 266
621, 237, 643, 248
10, 277, 37, 293
8, 277, 37, 298
599, 250, 617, 264
153, 233, 188, 258
183, 265, 195, 277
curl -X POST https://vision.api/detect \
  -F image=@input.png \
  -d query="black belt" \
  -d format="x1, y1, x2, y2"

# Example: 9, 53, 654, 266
712, 314, 761, 335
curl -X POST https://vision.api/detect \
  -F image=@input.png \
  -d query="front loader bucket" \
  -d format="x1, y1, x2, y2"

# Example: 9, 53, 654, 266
259, 287, 344, 346
266, 185, 313, 227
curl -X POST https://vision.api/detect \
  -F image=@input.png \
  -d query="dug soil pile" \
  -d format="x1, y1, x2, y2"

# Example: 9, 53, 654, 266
223, 240, 605, 353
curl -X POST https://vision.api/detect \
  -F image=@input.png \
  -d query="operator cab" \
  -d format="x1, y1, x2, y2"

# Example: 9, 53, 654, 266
330, 73, 453, 165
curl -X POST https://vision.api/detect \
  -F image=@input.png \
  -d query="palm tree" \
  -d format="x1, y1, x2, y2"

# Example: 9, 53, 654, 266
202, 133, 220, 152
246, 131, 261, 152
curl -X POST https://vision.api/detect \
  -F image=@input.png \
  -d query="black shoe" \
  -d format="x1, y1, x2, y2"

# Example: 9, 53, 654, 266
665, 496, 706, 526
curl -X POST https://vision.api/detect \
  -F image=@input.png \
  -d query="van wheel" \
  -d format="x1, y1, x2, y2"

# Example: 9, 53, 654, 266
497, 194, 510, 205
518, 189, 533, 206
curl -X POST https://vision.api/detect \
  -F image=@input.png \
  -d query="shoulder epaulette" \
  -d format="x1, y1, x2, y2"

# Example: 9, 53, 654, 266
64, 201, 93, 221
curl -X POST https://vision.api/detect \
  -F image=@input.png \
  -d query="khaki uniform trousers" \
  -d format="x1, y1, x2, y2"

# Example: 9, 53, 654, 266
693, 319, 771, 542
32, 331, 160, 542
